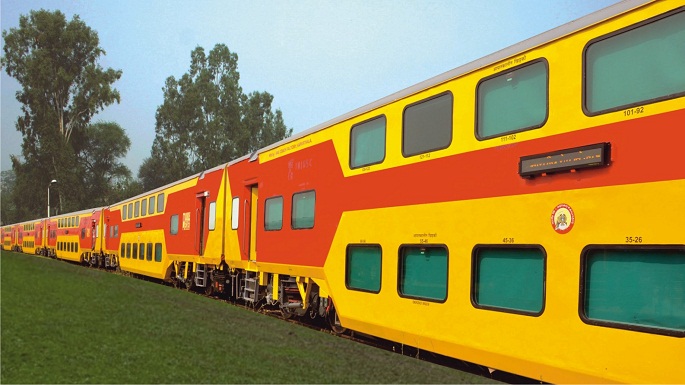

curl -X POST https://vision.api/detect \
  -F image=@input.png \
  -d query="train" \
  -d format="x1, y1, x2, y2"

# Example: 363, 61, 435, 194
2, 0, 684, 382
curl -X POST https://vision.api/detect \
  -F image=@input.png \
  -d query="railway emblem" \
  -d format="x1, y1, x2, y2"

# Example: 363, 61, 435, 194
551, 204, 575, 234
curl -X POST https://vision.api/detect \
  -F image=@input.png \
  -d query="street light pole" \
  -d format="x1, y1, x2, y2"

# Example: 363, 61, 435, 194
47, 179, 57, 218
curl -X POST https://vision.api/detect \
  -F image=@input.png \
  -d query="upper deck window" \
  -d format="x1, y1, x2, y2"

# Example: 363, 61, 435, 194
350, 116, 386, 169
402, 92, 453, 157
477, 60, 548, 139
584, 10, 685, 115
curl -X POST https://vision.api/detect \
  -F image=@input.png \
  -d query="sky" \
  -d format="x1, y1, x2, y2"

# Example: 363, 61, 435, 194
1, 0, 621, 174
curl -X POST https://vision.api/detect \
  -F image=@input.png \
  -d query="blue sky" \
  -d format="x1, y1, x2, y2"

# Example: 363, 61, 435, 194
1, 0, 620, 174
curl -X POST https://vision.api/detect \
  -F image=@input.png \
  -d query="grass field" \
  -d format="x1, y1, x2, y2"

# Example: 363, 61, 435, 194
1, 251, 497, 384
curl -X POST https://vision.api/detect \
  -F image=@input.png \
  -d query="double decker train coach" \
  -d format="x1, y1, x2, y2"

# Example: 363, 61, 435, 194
47, 208, 106, 264
220, 0, 685, 382
105, 162, 228, 283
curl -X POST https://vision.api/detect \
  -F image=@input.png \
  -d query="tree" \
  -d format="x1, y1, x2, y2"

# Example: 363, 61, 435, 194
1, 170, 18, 225
139, 44, 292, 190
2, 9, 123, 220
80, 122, 132, 206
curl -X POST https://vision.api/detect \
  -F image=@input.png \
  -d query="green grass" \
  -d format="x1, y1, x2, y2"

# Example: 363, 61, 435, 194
1, 251, 497, 384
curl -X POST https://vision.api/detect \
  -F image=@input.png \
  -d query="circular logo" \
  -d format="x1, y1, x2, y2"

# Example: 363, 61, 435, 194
551, 204, 575, 234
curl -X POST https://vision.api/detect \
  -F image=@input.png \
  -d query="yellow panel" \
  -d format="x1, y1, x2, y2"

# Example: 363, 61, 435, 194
324, 179, 685, 383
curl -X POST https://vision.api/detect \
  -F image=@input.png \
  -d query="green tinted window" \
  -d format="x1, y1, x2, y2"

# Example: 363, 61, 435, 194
120, 243, 125, 257
264, 196, 283, 231
170, 214, 179, 235
473, 247, 545, 314
583, 248, 685, 335
157, 193, 165, 213
477, 60, 547, 139
399, 246, 448, 302
132, 243, 138, 259
346, 245, 382, 293
139, 243, 145, 260
350, 116, 386, 169
146, 243, 153, 261
292, 191, 315, 229
126, 243, 131, 258
403, 93, 453, 157
585, 11, 685, 114
154, 243, 163, 262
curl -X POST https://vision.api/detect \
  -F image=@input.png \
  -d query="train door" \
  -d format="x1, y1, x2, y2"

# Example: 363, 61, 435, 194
244, 184, 258, 262
196, 191, 208, 256
36, 222, 43, 251
91, 219, 97, 250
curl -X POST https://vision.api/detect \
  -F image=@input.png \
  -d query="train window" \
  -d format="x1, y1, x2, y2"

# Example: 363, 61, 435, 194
134, 201, 140, 218
126, 243, 131, 258
141, 199, 147, 217
264, 196, 283, 231
471, 246, 545, 315
139, 243, 145, 260
292, 190, 315, 229
127, 203, 133, 220
154, 243, 162, 262
580, 246, 685, 337
132, 243, 138, 259
476, 60, 548, 139
398, 245, 448, 302
208, 201, 216, 231
346, 245, 382, 293
120, 243, 125, 257
81, 228, 86, 239
350, 116, 386, 169
146, 243, 153, 261
157, 193, 165, 213
114, 225, 118, 238
231, 197, 240, 230
402, 92, 453, 157
170, 214, 179, 235
122, 205, 127, 220
149, 196, 155, 215
584, 10, 685, 115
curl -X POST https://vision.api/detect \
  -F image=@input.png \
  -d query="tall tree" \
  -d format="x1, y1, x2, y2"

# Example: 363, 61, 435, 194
2, 9, 123, 220
79, 122, 132, 206
1, 170, 17, 225
139, 44, 292, 190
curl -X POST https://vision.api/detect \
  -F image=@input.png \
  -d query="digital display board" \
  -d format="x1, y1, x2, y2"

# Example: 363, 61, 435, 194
519, 142, 610, 178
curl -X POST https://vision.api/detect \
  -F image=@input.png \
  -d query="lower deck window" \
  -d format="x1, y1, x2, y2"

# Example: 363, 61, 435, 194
154, 243, 163, 262
346, 245, 382, 293
472, 246, 545, 315
581, 246, 685, 336
398, 245, 448, 302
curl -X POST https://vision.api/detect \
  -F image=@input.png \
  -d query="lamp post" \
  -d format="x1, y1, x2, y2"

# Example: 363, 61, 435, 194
47, 179, 57, 218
